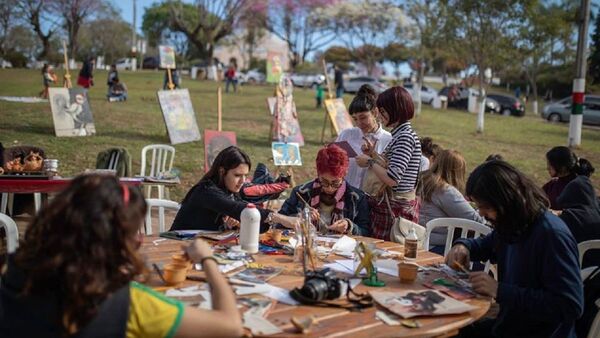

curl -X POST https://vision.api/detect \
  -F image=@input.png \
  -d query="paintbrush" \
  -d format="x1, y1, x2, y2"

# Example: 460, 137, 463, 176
152, 263, 168, 284
453, 261, 470, 274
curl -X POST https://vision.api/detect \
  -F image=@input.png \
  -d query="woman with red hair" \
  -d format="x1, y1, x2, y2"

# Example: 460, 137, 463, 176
278, 144, 370, 236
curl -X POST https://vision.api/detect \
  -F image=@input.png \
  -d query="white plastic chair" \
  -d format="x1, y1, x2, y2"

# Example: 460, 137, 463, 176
588, 298, 600, 338
1, 193, 42, 216
144, 198, 180, 235
579, 240, 600, 280
0, 213, 19, 253
140, 145, 175, 199
424, 218, 493, 273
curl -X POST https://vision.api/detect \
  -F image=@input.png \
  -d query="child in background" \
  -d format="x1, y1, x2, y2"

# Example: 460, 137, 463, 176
315, 82, 324, 108
39, 64, 57, 99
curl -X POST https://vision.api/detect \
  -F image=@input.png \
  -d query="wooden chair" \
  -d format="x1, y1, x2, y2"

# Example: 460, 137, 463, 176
0, 213, 19, 254
144, 198, 180, 235
424, 218, 493, 273
140, 145, 175, 199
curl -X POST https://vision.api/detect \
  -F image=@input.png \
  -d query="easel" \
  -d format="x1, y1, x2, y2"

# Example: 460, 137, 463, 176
62, 40, 72, 89
166, 68, 175, 90
320, 59, 336, 143
217, 86, 222, 131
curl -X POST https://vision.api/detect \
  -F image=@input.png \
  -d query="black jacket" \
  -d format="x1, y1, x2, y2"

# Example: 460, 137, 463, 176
171, 179, 271, 232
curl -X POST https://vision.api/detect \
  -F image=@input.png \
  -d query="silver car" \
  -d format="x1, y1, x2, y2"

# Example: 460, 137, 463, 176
344, 76, 388, 94
403, 83, 438, 104
541, 95, 600, 125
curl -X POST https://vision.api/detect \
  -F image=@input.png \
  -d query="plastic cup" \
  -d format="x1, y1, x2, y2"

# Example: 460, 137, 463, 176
163, 263, 188, 285
398, 261, 419, 283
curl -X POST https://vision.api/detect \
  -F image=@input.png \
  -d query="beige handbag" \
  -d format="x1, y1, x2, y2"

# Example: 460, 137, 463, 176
361, 152, 389, 197
385, 190, 427, 249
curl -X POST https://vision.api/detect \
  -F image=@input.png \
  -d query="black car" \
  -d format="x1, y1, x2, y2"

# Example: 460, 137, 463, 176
438, 86, 500, 113
142, 56, 159, 69
487, 94, 525, 117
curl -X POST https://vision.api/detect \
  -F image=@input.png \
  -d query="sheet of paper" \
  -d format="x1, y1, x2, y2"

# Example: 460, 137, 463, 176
243, 313, 283, 335
165, 285, 206, 297
376, 311, 402, 326
332, 235, 357, 256
264, 284, 299, 305
235, 283, 273, 296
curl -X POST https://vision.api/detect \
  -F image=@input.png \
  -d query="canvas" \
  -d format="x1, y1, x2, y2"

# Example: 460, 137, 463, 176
204, 130, 237, 172
157, 89, 201, 145
266, 51, 284, 83
271, 142, 302, 166
325, 98, 353, 134
271, 76, 304, 146
159, 45, 176, 69
49, 87, 96, 137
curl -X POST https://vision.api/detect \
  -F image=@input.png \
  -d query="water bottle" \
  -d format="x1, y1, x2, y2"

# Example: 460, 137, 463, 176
404, 225, 418, 260
240, 203, 261, 253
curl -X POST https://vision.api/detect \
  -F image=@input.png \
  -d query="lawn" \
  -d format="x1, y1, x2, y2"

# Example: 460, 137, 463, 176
1, 68, 599, 201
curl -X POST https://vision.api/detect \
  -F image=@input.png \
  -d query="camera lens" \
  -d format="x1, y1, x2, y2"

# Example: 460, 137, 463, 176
302, 278, 329, 301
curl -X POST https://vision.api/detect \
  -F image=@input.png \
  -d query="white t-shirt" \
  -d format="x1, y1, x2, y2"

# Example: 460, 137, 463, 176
336, 125, 392, 189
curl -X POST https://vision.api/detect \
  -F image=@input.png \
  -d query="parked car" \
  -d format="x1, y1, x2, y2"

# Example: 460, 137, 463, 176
238, 68, 265, 85
344, 76, 388, 94
487, 94, 525, 117
403, 83, 438, 104
142, 56, 159, 69
541, 95, 600, 125
290, 72, 325, 88
115, 58, 132, 70
0, 58, 13, 68
438, 86, 500, 113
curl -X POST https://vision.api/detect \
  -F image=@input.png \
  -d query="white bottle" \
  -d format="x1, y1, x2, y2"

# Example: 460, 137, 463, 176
404, 225, 418, 260
239, 203, 261, 253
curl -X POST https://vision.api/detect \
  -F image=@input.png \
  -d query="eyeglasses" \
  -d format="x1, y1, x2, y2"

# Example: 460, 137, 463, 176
318, 178, 343, 189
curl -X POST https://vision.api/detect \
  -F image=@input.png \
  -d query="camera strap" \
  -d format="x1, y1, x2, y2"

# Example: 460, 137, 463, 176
289, 280, 373, 311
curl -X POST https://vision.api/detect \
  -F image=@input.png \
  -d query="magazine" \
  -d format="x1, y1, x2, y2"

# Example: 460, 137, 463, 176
231, 266, 283, 284
370, 290, 476, 318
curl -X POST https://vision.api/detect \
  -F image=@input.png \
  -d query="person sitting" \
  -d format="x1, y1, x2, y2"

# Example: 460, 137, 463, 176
542, 146, 594, 209
278, 144, 370, 236
107, 77, 128, 102
420, 137, 441, 171
335, 84, 392, 189
0, 174, 243, 338
446, 161, 583, 338
418, 149, 486, 254
171, 146, 299, 232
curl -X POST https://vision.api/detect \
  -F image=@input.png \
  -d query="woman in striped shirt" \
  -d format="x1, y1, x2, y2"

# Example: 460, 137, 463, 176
356, 86, 422, 240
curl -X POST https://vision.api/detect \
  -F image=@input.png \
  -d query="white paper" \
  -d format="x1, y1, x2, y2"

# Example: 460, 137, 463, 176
332, 235, 357, 255
165, 285, 205, 297
243, 313, 283, 335
235, 283, 273, 296
264, 284, 299, 305
195, 260, 245, 273
376, 311, 402, 326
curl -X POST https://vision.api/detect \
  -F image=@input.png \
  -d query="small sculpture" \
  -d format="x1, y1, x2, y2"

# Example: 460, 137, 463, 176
23, 151, 44, 171
354, 242, 385, 287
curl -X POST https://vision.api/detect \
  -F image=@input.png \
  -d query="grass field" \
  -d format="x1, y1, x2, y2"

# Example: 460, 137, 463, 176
1, 68, 599, 201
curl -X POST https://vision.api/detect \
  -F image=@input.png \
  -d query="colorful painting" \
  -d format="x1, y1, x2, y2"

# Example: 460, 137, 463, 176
49, 87, 96, 137
271, 75, 304, 146
204, 130, 237, 172
271, 142, 302, 166
266, 50, 284, 83
156, 89, 201, 145
370, 290, 475, 319
159, 45, 176, 69
325, 98, 353, 134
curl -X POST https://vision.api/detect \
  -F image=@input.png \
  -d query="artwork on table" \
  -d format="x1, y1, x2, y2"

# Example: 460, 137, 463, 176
271, 75, 304, 146
266, 50, 284, 83
271, 142, 302, 166
266, 97, 277, 115
231, 266, 283, 284
156, 89, 201, 145
204, 130, 237, 172
325, 98, 353, 134
49, 87, 96, 137
159, 45, 176, 69
370, 290, 475, 318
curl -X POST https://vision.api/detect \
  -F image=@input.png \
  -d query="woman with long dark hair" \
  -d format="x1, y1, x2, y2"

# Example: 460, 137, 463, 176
0, 174, 243, 337
77, 56, 95, 89
446, 161, 583, 338
171, 146, 299, 232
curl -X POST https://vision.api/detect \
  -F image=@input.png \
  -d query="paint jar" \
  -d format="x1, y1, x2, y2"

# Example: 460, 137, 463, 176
42, 159, 59, 177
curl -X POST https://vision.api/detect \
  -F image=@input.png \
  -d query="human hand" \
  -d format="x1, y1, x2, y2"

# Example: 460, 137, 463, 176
361, 136, 377, 155
355, 154, 371, 168
184, 239, 213, 263
469, 271, 498, 298
328, 219, 349, 233
276, 214, 301, 229
223, 216, 240, 229
445, 244, 470, 270
309, 208, 320, 224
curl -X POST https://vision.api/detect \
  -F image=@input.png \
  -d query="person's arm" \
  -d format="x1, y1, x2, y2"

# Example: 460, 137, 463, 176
175, 239, 243, 338
349, 192, 370, 236
437, 186, 486, 224
448, 231, 496, 266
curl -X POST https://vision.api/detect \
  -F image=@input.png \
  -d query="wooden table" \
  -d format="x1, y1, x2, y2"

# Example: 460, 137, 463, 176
141, 235, 491, 338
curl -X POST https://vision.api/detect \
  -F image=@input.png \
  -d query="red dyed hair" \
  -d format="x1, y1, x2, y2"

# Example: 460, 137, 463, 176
316, 144, 349, 178
376, 86, 414, 127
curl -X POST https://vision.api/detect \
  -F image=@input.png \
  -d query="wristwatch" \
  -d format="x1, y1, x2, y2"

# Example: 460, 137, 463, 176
367, 158, 375, 168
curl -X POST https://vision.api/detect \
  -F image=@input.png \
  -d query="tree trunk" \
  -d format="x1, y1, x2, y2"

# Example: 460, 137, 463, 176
476, 71, 486, 133
414, 58, 425, 116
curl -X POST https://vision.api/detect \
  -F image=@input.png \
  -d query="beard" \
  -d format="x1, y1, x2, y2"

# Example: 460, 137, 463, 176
320, 192, 337, 206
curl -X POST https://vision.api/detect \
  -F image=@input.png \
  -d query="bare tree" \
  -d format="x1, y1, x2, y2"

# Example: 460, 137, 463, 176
15, 0, 58, 59
0, 0, 18, 57
48, 0, 101, 57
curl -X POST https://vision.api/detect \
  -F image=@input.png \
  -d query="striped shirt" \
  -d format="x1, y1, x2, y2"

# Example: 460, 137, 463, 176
384, 122, 421, 193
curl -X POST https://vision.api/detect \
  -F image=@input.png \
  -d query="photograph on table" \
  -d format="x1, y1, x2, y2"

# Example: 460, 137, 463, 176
159, 45, 176, 69
271, 75, 304, 146
157, 89, 201, 145
204, 130, 237, 172
370, 290, 475, 318
271, 142, 302, 166
325, 98, 353, 134
49, 87, 96, 137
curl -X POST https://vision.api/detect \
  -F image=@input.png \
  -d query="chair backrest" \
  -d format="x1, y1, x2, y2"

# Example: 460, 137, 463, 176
96, 147, 132, 177
579, 240, 600, 266
588, 299, 600, 338
144, 198, 180, 235
0, 213, 19, 253
424, 218, 492, 272
140, 145, 175, 178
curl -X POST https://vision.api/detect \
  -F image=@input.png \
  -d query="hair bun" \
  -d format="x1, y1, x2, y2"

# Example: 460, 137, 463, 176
357, 84, 376, 98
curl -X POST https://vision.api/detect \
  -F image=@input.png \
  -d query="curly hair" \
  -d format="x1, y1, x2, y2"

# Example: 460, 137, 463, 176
316, 144, 349, 178
15, 174, 147, 335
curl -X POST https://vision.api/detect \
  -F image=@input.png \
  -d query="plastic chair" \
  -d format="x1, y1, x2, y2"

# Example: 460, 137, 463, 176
140, 145, 175, 199
144, 198, 180, 235
588, 299, 600, 338
578, 240, 600, 266
0, 213, 19, 253
424, 218, 493, 273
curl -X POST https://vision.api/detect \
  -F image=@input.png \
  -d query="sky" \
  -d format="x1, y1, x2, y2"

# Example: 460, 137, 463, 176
110, 0, 152, 35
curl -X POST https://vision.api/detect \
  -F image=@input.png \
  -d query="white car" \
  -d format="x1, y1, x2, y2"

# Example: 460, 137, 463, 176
344, 76, 388, 94
115, 58, 133, 70
0, 58, 13, 68
404, 83, 438, 104
238, 68, 265, 85
290, 73, 325, 88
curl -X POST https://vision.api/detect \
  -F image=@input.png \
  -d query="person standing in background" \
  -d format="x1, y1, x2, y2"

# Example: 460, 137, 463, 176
334, 64, 344, 98
77, 57, 95, 89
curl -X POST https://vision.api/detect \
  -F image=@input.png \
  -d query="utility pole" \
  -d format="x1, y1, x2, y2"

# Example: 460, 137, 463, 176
568, 0, 591, 147
131, 0, 137, 71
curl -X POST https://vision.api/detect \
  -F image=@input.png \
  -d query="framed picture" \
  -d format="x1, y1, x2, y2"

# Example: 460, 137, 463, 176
266, 50, 284, 83
49, 87, 96, 137
271, 142, 302, 166
204, 130, 237, 172
157, 89, 201, 145
325, 98, 353, 134
159, 45, 176, 69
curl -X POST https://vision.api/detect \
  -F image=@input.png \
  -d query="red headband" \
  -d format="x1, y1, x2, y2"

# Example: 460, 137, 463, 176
121, 185, 130, 207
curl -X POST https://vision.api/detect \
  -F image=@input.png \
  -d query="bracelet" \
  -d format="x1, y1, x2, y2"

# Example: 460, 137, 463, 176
367, 158, 375, 168
266, 212, 277, 226
199, 256, 218, 266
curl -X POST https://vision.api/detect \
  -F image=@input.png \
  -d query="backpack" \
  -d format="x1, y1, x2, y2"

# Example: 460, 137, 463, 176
577, 266, 600, 337
96, 147, 132, 177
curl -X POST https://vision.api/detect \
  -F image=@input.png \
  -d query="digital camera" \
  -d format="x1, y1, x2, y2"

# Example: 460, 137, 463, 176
293, 268, 344, 302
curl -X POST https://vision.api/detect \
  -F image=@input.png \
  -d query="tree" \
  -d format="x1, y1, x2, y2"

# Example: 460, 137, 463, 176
322, 45, 353, 68
48, 0, 104, 57
590, 8, 600, 84
15, 0, 57, 60
384, 43, 409, 80
0, 0, 18, 57
77, 17, 133, 64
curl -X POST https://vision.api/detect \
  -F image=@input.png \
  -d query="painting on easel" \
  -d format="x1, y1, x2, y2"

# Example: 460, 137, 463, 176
204, 130, 237, 172
271, 75, 304, 146
266, 51, 284, 84
157, 89, 201, 145
159, 45, 176, 69
325, 98, 353, 134
272, 142, 302, 166
49, 88, 96, 137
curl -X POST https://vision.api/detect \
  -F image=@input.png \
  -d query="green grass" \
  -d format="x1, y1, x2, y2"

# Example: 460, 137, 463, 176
1, 68, 599, 201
